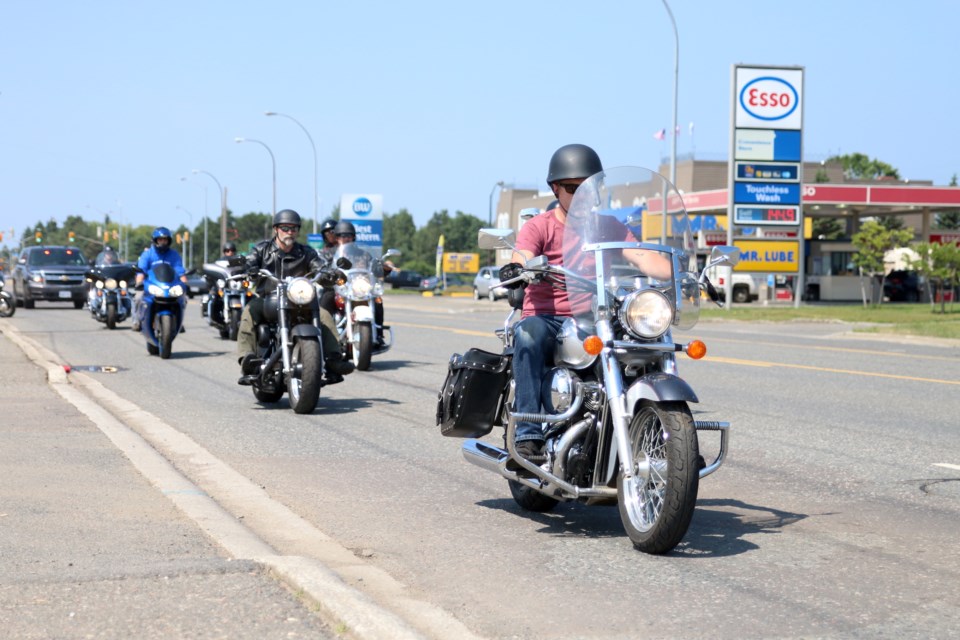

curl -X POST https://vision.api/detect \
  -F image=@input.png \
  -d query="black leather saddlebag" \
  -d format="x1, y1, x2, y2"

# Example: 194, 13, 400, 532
437, 348, 510, 438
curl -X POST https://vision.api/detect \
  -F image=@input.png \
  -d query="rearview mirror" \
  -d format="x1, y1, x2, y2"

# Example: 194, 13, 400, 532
478, 228, 516, 251
708, 245, 740, 269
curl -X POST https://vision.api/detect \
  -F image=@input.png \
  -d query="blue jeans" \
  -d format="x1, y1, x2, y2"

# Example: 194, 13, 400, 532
512, 314, 566, 443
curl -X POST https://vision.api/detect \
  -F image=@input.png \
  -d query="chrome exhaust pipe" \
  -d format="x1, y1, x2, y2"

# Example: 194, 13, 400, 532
462, 439, 508, 473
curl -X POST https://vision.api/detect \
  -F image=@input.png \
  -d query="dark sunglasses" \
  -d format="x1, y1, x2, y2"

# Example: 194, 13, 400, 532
556, 183, 581, 195
276, 225, 300, 233
337, 233, 356, 238
224, 250, 236, 254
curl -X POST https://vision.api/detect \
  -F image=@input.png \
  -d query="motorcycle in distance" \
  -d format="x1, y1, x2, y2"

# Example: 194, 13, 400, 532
201, 258, 253, 340
84, 249, 134, 329
0, 272, 15, 317
241, 260, 347, 414
332, 243, 400, 371
134, 263, 189, 359
437, 166, 739, 554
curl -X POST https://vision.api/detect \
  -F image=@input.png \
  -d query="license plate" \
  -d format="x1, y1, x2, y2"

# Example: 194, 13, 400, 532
58, 291, 71, 299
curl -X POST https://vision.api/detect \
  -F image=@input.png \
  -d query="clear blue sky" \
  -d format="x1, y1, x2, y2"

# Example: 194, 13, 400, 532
2, 0, 958, 247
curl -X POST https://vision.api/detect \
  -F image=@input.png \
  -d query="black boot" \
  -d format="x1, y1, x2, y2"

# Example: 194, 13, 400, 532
325, 357, 354, 376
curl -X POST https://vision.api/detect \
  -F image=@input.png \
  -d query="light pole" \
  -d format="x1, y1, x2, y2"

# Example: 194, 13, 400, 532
192, 169, 226, 259
181, 177, 209, 264
266, 111, 318, 233
660, 0, 679, 245
235, 137, 277, 216
176, 205, 193, 268
488, 181, 504, 227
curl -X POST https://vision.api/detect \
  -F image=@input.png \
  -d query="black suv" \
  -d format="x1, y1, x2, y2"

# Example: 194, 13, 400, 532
12, 246, 90, 308
883, 270, 923, 302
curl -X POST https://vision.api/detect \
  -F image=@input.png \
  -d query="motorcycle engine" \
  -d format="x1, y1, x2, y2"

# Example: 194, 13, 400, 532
541, 367, 580, 414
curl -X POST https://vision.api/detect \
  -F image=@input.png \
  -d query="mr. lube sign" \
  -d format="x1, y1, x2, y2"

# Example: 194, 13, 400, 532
728, 65, 804, 275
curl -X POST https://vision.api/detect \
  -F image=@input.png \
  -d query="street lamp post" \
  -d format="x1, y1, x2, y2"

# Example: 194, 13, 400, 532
181, 177, 209, 264
235, 137, 277, 216
266, 111, 318, 233
661, 0, 679, 245
192, 169, 226, 259
488, 181, 504, 227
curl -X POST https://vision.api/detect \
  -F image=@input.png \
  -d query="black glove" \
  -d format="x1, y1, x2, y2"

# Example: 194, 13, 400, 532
499, 262, 524, 290
317, 266, 342, 288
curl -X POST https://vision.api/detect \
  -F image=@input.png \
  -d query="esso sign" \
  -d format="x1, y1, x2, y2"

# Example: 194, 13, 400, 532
352, 197, 373, 216
740, 77, 798, 121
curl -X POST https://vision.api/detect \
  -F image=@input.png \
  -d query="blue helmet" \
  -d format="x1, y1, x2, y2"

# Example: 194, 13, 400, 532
152, 227, 173, 252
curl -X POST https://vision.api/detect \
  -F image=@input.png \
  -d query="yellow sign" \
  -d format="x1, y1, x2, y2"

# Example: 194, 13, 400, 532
442, 252, 479, 273
733, 240, 800, 273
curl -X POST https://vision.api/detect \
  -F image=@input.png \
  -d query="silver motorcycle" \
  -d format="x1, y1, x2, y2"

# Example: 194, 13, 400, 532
438, 166, 739, 554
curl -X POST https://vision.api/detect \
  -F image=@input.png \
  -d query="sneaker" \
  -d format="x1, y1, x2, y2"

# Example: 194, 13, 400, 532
507, 440, 546, 472
325, 358, 355, 376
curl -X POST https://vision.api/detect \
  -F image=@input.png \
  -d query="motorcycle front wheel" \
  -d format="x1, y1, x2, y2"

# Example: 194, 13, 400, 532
354, 323, 372, 371
617, 400, 699, 555
287, 338, 322, 414
106, 302, 117, 330
228, 308, 241, 341
158, 315, 174, 360
0, 292, 15, 317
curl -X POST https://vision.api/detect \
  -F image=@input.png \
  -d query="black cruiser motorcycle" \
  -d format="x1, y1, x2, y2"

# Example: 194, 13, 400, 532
437, 166, 739, 554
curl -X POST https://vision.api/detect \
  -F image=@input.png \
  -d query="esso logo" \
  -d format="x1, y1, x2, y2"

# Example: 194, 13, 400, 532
352, 197, 373, 216
740, 77, 798, 121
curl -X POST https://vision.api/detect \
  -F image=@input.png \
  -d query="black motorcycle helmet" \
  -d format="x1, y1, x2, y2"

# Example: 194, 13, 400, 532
222, 242, 237, 254
546, 144, 603, 185
320, 217, 337, 234
334, 220, 356, 238
272, 209, 302, 228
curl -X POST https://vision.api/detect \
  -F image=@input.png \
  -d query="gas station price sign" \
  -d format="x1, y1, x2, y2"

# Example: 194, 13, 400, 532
734, 205, 800, 226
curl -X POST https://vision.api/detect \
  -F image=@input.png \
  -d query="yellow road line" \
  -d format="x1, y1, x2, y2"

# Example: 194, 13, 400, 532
705, 355, 960, 386
700, 335, 957, 362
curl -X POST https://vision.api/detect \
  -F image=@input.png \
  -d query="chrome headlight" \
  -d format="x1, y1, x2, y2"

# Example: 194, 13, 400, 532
119, 280, 128, 289
348, 273, 375, 298
104, 278, 118, 291
618, 289, 674, 339
95, 280, 105, 290
216, 278, 226, 288
148, 284, 164, 296
286, 278, 316, 305
169, 284, 185, 297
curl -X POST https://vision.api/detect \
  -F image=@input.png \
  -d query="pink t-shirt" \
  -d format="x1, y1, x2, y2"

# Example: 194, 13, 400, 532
515, 210, 635, 318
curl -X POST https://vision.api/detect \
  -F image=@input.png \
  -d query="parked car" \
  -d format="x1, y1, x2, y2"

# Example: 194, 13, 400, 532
472, 265, 506, 301
386, 269, 423, 290
11, 245, 89, 309
884, 270, 922, 302
184, 271, 209, 298
419, 275, 439, 292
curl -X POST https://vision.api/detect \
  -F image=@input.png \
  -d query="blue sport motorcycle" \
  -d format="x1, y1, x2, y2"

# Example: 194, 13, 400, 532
136, 263, 188, 359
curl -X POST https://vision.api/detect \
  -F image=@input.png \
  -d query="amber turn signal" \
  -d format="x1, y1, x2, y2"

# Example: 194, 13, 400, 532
685, 340, 707, 360
583, 335, 604, 356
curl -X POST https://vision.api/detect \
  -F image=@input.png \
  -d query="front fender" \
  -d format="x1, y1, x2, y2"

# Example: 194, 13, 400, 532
352, 304, 373, 322
624, 372, 699, 410
291, 324, 321, 340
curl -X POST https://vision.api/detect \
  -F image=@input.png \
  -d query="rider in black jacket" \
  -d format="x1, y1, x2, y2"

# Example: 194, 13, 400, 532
237, 209, 354, 381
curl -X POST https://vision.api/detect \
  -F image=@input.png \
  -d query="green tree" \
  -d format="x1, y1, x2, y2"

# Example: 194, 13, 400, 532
382, 209, 420, 268
851, 220, 913, 306
812, 217, 845, 240
826, 152, 900, 181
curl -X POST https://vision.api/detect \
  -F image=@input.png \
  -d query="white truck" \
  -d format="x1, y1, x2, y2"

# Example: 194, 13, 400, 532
705, 266, 762, 304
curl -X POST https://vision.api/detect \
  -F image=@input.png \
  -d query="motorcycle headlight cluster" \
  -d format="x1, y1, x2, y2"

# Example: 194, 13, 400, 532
169, 284, 185, 297
349, 273, 375, 298
618, 289, 674, 339
148, 284, 164, 296
104, 278, 118, 291
286, 277, 316, 305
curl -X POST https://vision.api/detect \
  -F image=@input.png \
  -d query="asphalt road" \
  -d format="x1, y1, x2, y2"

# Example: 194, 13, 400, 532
4, 294, 959, 639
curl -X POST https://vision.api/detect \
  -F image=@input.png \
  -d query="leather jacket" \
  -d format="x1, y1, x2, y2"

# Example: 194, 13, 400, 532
244, 238, 325, 295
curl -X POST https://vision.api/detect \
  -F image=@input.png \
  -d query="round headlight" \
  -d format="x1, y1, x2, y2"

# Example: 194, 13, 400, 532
148, 284, 164, 296
95, 280, 105, 289
349, 274, 374, 298
286, 278, 316, 305
169, 284, 185, 297
216, 278, 226, 288
104, 278, 118, 290
618, 289, 673, 339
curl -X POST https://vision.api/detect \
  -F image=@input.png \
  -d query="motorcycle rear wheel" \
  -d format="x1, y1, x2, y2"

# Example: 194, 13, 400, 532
0, 292, 15, 317
106, 302, 117, 330
508, 480, 560, 513
288, 338, 322, 414
618, 400, 699, 555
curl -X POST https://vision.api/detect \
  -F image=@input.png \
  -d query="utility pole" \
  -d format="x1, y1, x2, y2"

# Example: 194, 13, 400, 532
220, 187, 228, 252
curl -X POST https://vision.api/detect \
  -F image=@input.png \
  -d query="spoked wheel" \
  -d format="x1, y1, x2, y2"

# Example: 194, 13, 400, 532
106, 302, 117, 329
617, 400, 699, 554
158, 315, 174, 359
287, 338, 322, 414
355, 323, 373, 371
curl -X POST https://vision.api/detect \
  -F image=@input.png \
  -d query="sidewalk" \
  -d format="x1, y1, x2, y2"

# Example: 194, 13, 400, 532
0, 328, 336, 639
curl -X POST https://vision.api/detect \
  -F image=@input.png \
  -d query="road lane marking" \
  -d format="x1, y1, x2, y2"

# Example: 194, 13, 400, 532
695, 335, 958, 362
933, 463, 960, 471
706, 355, 960, 386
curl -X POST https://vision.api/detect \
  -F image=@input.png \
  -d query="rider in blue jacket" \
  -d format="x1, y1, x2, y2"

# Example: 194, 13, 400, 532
131, 227, 188, 331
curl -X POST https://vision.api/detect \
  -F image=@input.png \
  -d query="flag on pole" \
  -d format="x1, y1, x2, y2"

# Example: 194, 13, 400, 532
689, 121, 695, 135
435, 234, 445, 278
653, 128, 666, 141
675, 125, 681, 137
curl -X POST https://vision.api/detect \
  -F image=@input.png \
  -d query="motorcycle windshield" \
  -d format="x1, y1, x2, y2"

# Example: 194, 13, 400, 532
562, 166, 700, 328
150, 262, 177, 284
333, 242, 375, 272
